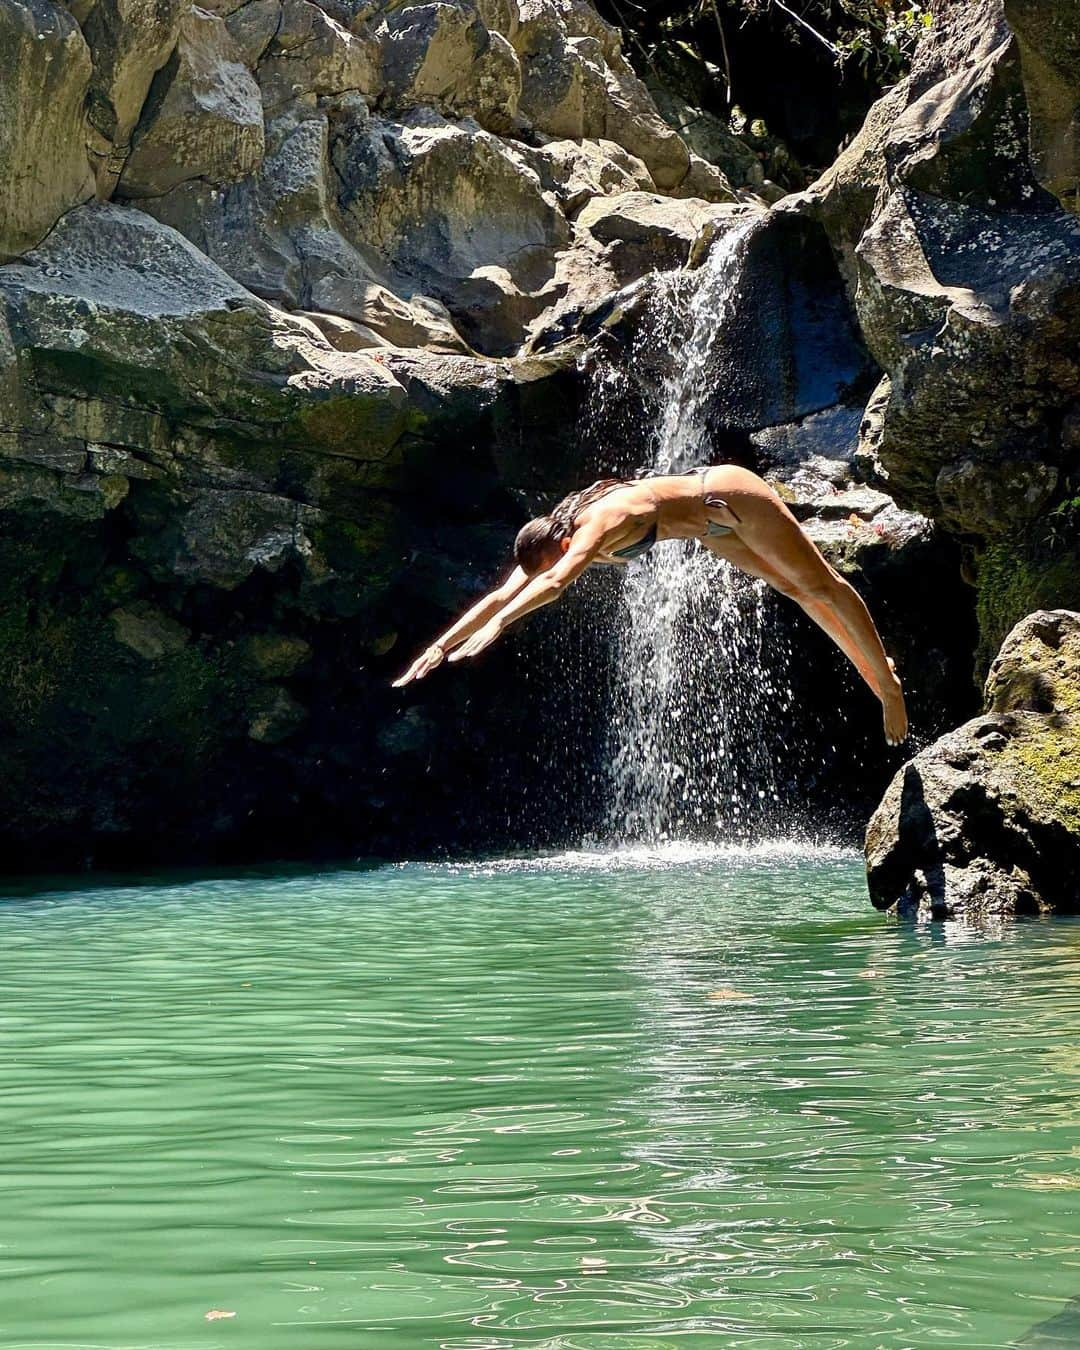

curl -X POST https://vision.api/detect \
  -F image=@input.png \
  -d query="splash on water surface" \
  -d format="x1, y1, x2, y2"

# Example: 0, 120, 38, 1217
437, 837, 858, 876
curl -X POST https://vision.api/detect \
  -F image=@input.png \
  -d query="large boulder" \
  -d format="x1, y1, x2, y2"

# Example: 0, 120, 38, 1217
0, 204, 436, 619
378, 1, 522, 134
796, 0, 1080, 678
0, 0, 95, 260
575, 191, 737, 284
866, 609, 1080, 921
0, 201, 470, 519
118, 6, 265, 197
513, 0, 691, 191
256, 0, 380, 110
76, 0, 187, 195
333, 107, 570, 352
517, 136, 653, 213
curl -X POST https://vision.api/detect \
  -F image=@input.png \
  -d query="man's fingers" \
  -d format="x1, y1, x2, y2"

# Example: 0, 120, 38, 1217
449, 636, 482, 662
392, 644, 447, 687
451, 627, 498, 662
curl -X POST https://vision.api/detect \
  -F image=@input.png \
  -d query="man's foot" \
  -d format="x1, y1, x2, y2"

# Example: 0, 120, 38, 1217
882, 660, 908, 746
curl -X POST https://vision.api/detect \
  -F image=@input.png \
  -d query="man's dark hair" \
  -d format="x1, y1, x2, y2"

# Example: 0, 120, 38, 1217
513, 477, 630, 575
513, 515, 568, 575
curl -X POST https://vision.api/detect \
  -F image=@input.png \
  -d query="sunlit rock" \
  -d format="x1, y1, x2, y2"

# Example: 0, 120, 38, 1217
119, 6, 264, 198
866, 609, 1080, 921
379, 1, 522, 134
76, 0, 187, 195
0, 0, 95, 260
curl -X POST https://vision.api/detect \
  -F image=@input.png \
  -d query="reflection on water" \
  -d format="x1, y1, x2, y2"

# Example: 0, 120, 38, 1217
1, 851, 1078, 1347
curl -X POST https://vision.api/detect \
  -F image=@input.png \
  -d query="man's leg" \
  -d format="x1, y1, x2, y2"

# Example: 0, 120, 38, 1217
699, 476, 908, 743
700, 534, 886, 700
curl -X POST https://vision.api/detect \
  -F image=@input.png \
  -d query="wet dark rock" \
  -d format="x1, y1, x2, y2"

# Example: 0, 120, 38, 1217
0, 198, 585, 867
247, 685, 308, 743
709, 210, 874, 432
110, 602, 191, 660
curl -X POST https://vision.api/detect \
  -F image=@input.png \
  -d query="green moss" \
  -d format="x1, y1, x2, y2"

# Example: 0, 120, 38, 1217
0, 615, 73, 723
33, 348, 185, 413
974, 537, 1080, 679
0, 528, 70, 725
299, 506, 402, 620
1000, 715, 1080, 834
236, 633, 311, 680
0, 520, 252, 842
294, 391, 409, 459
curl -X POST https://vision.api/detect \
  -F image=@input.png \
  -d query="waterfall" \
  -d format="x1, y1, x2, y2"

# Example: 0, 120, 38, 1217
602, 218, 796, 843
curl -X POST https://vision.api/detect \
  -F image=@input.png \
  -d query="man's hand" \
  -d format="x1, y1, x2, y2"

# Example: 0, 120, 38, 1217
392, 643, 446, 688
447, 619, 502, 663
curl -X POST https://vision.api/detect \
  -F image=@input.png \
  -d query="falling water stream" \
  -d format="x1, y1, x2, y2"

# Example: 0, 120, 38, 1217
603, 219, 796, 842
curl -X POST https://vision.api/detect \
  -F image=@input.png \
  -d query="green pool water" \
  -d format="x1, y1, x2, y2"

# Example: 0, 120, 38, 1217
1, 844, 1078, 1348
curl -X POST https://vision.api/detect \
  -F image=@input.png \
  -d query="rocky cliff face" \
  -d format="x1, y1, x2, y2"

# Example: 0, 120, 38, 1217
0, 0, 775, 867
798, 0, 1080, 676
1, 0, 1076, 870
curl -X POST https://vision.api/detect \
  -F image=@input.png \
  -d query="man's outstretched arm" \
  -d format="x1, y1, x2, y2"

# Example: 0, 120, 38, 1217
392, 565, 531, 686
448, 521, 608, 664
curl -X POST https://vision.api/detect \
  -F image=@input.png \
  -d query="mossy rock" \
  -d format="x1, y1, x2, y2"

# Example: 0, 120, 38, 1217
866, 609, 1080, 921
236, 633, 312, 680
986, 607, 1080, 717
998, 712, 1080, 834
974, 536, 1080, 680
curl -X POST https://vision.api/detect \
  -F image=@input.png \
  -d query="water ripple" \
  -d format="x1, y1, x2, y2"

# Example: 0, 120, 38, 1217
0, 855, 1078, 1347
